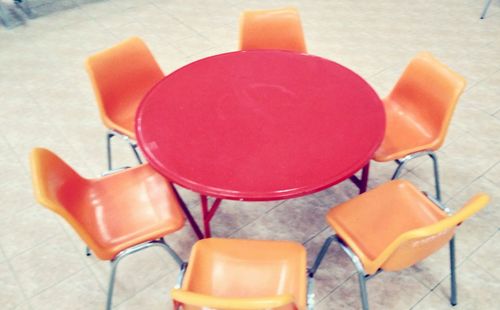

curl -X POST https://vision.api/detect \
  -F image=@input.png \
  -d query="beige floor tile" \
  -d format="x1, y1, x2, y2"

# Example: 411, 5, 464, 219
317, 270, 429, 309
116, 270, 177, 309
469, 232, 500, 281
433, 259, 500, 309
0, 206, 62, 258
10, 233, 87, 298
412, 291, 455, 310
29, 268, 106, 310
0, 261, 26, 309
232, 195, 330, 242
484, 161, 500, 186
210, 200, 281, 236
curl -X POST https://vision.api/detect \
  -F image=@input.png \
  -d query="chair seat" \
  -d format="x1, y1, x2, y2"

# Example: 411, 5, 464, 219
180, 238, 307, 310
326, 179, 447, 262
373, 98, 441, 162
74, 164, 185, 260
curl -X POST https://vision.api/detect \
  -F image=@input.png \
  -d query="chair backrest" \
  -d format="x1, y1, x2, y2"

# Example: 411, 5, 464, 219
85, 37, 164, 129
30, 148, 98, 250
173, 238, 306, 310
239, 7, 307, 53
387, 52, 466, 149
373, 193, 489, 273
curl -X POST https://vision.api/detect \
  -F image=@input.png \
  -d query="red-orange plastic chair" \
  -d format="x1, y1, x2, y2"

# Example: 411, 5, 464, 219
309, 179, 489, 310
373, 52, 466, 201
30, 148, 185, 310
85, 37, 164, 170
171, 238, 312, 310
239, 7, 307, 53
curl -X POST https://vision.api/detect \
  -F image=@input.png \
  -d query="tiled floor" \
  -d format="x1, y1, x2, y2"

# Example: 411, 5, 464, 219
1, 0, 499, 309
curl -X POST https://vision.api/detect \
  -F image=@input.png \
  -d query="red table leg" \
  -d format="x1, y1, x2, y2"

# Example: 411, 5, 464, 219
349, 162, 370, 194
171, 184, 204, 239
201, 195, 222, 238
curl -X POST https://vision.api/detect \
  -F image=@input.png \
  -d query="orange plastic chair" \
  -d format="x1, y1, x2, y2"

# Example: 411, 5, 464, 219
373, 52, 466, 201
309, 179, 489, 310
171, 238, 312, 310
239, 7, 307, 53
85, 37, 164, 170
30, 148, 185, 310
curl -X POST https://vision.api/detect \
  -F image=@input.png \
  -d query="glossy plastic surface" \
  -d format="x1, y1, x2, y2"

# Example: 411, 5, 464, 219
173, 238, 306, 310
85, 37, 164, 139
136, 50, 385, 201
239, 7, 307, 53
30, 148, 185, 260
374, 52, 466, 161
326, 179, 489, 274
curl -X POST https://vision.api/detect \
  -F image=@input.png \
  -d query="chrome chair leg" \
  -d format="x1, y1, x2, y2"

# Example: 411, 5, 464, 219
450, 237, 457, 306
107, 258, 119, 310
481, 0, 493, 19
428, 151, 442, 201
307, 273, 315, 310
357, 270, 370, 310
308, 235, 336, 277
106, 130, 143, 171
104, 239, 184, 310
128, 141, 143, 165
106, 131, 115, 171
85, 246, 91, 257
392, 150, 441, 201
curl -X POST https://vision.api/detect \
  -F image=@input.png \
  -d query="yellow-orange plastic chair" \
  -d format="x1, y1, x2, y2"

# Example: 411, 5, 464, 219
239, 7, 307, 53
30, 148, 185, 310
171, 238, 312, 310
309, 179, 489, 310
85, 37, 164, 170
373, 52, 466, 201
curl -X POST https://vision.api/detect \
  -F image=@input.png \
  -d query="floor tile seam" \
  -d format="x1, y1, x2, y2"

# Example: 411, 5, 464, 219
147, 1, 209, 41
6, 248, 89, 305
227, 199, 287, 237
470, 227, 500, 283
0, 130, 30, 175
24, 264, 99, 305
433, 160, 500, 202
314, 270, 356, 306
426, 230, 499, 293
466, 258, 500, 283
1, 243, 33, 308
3, 228, 79, 264
113, 269, 179, 308
303, 224, 330, 242
408, 289, 435, 309
98, 264, 174, 308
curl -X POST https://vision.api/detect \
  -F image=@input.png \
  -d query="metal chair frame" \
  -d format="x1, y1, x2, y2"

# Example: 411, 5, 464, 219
93, 238, 184, 310
391, 150, 441, 201
106, 129, 142, 171
308, 196, 457, 310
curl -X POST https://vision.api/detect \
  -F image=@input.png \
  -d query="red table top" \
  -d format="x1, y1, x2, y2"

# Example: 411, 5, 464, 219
136, 50, 385, 201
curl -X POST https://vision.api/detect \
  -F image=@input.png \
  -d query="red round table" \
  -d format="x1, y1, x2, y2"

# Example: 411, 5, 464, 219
136, 50, 385, 238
